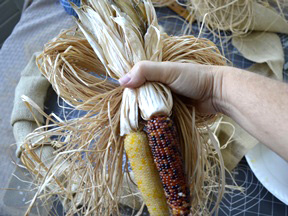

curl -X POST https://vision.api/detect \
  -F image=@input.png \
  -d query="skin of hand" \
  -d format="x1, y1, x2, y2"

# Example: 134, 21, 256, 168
119, 61, 225, 114
119, 61, 288, 161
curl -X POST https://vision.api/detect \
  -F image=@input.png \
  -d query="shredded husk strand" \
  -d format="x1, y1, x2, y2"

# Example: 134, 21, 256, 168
185, 0, 288, 37
152, 0, 175, 7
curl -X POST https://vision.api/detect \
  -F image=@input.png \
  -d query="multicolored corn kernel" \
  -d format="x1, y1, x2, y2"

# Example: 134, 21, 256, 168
124, 131, 170, 216
145, 116, 190, 216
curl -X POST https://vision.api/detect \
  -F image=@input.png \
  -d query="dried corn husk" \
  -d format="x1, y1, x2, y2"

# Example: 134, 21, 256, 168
72, 0, 172, 135
232, 32, 284, 80
20, 0, 228, 215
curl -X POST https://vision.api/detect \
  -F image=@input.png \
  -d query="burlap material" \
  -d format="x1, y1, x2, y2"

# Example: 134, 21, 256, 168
218, 116, 258, 171
13, 121, 39, 157
11, 52, 51, 156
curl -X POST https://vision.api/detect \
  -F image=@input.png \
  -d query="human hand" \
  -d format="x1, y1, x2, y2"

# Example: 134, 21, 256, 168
119, 61, 288, 161
119, 61, 226, 114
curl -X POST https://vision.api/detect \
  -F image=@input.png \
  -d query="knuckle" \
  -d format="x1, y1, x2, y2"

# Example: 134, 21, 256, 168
134, 61, 148, 76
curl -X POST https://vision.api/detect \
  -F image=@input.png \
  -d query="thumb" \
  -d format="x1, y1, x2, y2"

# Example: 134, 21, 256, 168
119, 61, 180, 88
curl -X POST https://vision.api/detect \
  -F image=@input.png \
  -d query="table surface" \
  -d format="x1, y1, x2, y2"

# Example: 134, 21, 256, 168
2, 4, 288, 216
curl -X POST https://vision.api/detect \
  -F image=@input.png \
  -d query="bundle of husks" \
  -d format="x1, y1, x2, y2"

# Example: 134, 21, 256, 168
186, 0, 287, 36
152, 0, 287, 37
20, 0, 227, 215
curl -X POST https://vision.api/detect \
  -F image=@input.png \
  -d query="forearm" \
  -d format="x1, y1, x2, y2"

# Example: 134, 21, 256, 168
215, 66, 288, 160
120, 61, 288, 160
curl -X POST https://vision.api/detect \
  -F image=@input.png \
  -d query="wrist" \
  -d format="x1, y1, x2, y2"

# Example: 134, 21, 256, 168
211, 65, 232, 115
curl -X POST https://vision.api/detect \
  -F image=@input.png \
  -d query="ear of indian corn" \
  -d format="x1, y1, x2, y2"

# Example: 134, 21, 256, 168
124, 131, 170, 215
145, 116, 190, 216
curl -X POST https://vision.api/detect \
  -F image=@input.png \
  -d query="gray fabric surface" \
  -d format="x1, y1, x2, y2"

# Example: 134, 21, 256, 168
0, 0, 74, 215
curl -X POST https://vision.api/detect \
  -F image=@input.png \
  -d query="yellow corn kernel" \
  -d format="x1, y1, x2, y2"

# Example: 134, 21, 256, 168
124, 132, 170, 216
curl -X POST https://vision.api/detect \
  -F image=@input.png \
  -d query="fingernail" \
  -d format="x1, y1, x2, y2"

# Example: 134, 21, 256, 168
119, 74, 131, 85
